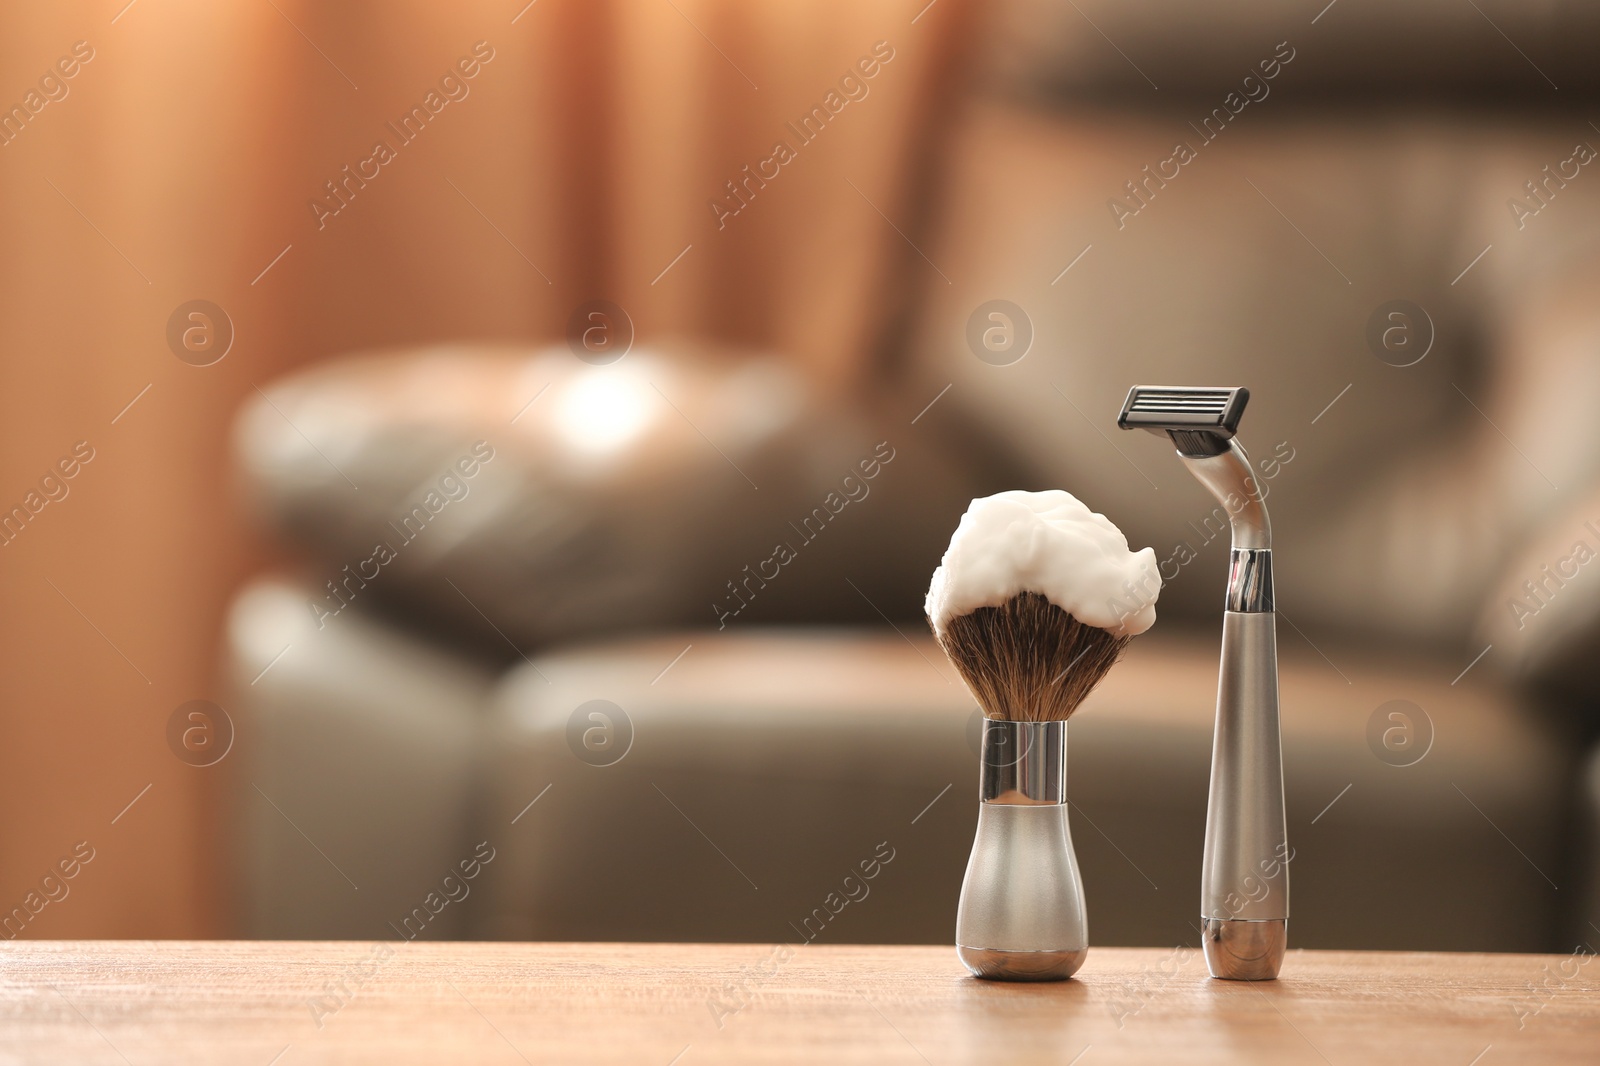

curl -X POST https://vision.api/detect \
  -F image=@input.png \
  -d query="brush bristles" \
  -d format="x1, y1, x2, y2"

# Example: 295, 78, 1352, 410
933, 592, 1129, 722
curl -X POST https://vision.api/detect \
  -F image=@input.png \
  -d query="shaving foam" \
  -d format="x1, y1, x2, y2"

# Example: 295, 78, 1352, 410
926, 490, 1161, 638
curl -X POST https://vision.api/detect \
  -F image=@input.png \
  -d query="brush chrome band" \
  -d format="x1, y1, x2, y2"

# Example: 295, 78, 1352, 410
1226, 549, 1273, 612
978, 720, 1066, 805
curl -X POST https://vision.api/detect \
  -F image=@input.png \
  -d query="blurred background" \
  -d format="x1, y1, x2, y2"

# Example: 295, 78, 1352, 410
3, 0, 1600, 954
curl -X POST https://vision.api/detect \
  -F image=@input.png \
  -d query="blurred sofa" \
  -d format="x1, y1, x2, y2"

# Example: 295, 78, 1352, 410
225, 344, 1585, 953
225, 0, 1600, 952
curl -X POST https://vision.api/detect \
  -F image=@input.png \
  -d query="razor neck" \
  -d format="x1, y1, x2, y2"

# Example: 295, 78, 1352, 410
1178, 439, 1271, 551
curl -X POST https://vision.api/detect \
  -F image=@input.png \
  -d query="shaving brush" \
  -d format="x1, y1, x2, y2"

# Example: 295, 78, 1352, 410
927, 490, 1160, 981
936, 593, 1127, 980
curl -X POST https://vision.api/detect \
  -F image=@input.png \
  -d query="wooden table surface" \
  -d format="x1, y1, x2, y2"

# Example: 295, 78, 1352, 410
1, 941, 1597, 1064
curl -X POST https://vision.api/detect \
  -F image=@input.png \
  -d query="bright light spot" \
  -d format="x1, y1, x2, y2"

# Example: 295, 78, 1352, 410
552, 369, 660, 455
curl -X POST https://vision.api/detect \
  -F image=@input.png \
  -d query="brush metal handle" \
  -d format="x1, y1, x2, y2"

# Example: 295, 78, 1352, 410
956, 720, 1087, 981
1183, 441, 1289, 981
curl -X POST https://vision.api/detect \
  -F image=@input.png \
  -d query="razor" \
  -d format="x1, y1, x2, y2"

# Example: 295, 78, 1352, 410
1117, 385, 1288, 981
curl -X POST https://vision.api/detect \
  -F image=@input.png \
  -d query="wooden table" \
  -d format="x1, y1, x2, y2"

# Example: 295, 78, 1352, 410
1, 942, 1596, 1064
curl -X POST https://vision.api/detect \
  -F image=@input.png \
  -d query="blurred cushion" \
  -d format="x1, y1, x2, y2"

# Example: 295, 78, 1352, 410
1471, 261, 1600, 707
1478, 479, 1600, 707
477, 624, 1570, 951
225, 579, 495, 940
234, 345, 992, 651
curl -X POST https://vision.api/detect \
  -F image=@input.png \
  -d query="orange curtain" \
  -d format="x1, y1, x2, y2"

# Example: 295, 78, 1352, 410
0, 0, 966, 936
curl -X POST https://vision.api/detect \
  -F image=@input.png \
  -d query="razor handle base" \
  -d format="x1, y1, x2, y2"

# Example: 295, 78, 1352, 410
1202, 917, 1287, 981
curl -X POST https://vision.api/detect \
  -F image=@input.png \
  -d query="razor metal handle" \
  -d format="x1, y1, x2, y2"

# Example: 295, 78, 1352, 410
1182, 442, 1289, 981
955, 720, 1087, 981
